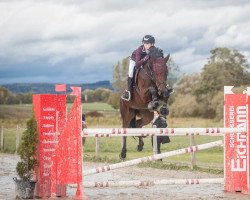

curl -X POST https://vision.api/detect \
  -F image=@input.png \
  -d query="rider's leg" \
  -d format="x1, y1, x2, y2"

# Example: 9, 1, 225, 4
121, 59, 135, 101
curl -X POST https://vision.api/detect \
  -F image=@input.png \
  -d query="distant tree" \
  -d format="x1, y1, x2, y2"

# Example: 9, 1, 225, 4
167, 57, 181, 87
107, 92, 120, 109
5, 94, 19, 104
170, 94, 202, 117
173, 73, 201, 95
16, 93, 32, 104
195, 47, 250, 99
82, 88, 112, 102
191, 47, 250, 118
112, 57, 129, 92
0, 87, 11, 104
169, 73, 200, 106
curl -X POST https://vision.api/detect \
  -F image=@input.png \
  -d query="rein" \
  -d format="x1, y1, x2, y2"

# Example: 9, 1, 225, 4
140, 62, 156, 84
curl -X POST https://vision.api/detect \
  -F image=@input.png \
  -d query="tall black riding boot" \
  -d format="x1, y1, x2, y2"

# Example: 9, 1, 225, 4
121, 77, 133, 101
128, 77, 133, 99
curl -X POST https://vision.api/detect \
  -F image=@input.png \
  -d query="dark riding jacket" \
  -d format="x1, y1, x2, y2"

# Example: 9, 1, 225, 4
131, 45, 148, 68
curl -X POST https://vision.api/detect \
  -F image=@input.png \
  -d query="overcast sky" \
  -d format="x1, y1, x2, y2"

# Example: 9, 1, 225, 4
0, 0, 250, 84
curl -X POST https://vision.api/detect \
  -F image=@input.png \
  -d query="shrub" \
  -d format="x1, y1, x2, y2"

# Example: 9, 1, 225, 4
210, 91, 224, 120
107, 92, 120, 109
86, 111, 104, 118
170, 94, 201, 117
16, 116, 38, 181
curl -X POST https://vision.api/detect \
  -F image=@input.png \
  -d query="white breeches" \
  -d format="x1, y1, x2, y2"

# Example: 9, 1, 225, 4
128, 59, 136, 78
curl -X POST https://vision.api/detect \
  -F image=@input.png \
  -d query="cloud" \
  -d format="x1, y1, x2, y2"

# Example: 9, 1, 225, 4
0, 0, 250, 83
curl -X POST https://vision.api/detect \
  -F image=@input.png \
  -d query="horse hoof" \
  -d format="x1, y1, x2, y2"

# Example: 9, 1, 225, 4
159, 106, 169, 116
153, 101, 159, 108
119, 152, 126, 160
148, 101, 160, 111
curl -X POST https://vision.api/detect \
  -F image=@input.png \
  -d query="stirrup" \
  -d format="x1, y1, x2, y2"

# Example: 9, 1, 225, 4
121, 90, 131, 101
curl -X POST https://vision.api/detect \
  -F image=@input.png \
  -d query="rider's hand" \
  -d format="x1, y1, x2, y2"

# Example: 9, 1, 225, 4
142, 55, 149, 62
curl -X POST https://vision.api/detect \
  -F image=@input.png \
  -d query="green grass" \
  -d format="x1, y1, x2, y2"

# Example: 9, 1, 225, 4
83, 135, 224, 171
0, 127, 24, 153
0, 104, 32, 123
82, 102, 116, 112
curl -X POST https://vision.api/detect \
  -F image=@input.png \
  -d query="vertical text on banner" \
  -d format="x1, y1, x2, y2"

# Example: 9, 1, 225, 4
33, 94, 67, 197
224, 86, 248, 192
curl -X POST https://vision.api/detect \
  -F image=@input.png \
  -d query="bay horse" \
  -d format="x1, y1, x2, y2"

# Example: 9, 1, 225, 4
120, 47, 171, 159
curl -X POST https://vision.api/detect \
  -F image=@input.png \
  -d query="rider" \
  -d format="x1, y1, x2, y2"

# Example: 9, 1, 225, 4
121, 35, 156, 101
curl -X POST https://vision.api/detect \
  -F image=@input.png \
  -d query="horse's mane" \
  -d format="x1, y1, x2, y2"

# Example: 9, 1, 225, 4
148, 47, 164, 59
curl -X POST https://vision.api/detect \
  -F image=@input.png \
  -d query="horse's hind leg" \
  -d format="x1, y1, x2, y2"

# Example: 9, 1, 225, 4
120, 136, 127, 160
120, 117, 136, 159
128, 117, 144, 152
136, 110, 154, 152
120, 100, 136, 160
137, 136, 144, 152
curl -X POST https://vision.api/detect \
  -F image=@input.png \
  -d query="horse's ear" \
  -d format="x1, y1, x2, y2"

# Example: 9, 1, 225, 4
164, 54, 170, 63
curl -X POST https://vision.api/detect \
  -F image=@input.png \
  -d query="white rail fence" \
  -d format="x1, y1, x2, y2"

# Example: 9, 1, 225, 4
82, 127, 245, 168
0, 125, 24, 153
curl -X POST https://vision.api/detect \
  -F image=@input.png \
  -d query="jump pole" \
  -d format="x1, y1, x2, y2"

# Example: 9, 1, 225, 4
82, 127, 245, 137
83, 140, 222, 176
82, 178, 224, 188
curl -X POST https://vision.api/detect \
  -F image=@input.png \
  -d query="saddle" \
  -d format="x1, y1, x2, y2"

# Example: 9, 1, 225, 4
134, 67, 140, 85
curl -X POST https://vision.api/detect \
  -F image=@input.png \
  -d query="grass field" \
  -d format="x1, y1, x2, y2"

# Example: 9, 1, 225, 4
82, 102, 116, 111
83, 135, 223, 171
0, 103, 224, 172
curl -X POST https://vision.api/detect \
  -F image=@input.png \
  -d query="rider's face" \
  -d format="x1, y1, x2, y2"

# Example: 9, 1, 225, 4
143, 43, 153, 50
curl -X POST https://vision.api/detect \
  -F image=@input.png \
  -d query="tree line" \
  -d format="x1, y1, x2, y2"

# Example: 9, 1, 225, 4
0, 87, 113, 104
170, 47, 249, 120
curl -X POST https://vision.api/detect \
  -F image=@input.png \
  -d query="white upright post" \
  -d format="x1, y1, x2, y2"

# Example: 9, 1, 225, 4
0, 126, 3, 150
15, 125, 19, 154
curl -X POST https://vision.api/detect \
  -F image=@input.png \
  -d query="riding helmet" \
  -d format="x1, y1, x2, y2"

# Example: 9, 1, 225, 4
142, 35, 155, 44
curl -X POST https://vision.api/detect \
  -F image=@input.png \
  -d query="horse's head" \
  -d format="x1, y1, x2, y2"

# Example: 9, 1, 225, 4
148, 47, 170, 98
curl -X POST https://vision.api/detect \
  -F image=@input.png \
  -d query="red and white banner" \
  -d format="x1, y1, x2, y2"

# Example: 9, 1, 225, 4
33, 94, 67, 197
224, 86, 248, 192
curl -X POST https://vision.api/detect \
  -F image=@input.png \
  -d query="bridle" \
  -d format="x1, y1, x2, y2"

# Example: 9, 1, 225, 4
141, 58, 167, 90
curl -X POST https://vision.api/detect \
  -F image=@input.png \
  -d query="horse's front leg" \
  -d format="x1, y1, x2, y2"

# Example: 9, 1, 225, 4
148, 87, 160, 111
120, 136, 127, 160
163, 85, 174, 103
149, 86, 158, 101
137, 136, 144, 152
